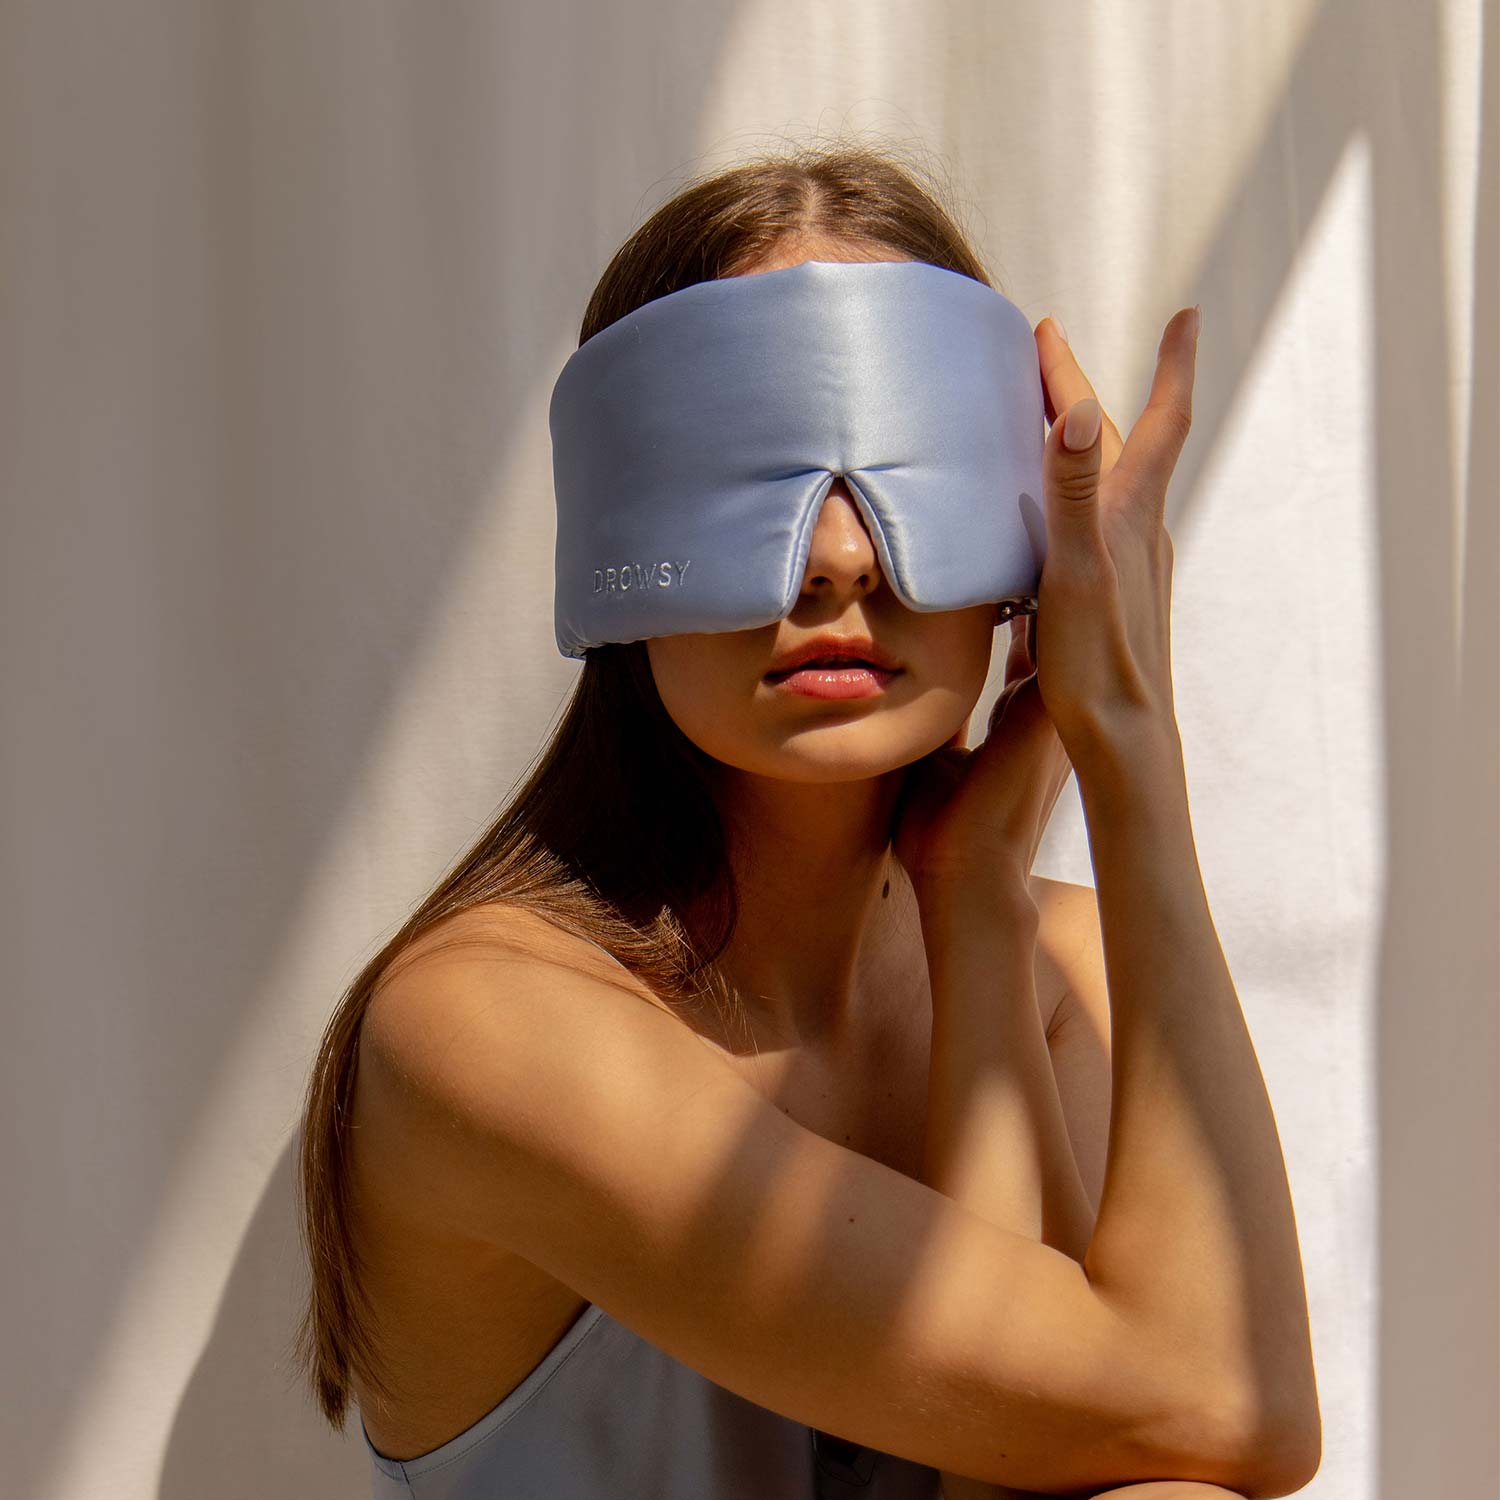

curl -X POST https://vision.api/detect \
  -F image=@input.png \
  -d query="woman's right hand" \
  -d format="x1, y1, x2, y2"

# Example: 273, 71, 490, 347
1030, 307, 1200, 778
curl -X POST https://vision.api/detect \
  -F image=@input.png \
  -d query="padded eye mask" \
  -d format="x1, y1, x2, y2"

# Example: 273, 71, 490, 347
548, 258, 1047, 660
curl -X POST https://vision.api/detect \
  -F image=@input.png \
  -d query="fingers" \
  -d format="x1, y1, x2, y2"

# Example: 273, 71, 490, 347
1041, 390, 1106, 557
1034, 317, 1125, 471
1002, 614, 1032, 684
985, 669, 1042, 740
1109, 307, 1201, 526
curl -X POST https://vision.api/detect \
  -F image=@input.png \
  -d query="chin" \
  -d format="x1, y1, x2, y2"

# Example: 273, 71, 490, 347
756, 734, 940, 785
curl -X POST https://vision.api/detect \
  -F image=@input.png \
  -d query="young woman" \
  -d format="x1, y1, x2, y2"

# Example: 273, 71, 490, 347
295, 145, 1321, 1499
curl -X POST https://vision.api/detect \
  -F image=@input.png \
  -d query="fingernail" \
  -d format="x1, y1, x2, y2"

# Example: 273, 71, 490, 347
1191, 304, 1202, 341
1062, 398, 1101, 451
1050, 314, 1069, 344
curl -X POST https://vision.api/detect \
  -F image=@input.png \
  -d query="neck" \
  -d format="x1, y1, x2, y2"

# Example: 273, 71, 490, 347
699, 763, 910, 1050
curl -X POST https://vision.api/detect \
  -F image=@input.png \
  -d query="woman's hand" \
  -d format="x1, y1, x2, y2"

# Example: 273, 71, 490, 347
891, 614, 1073, 906
890, 306, 1200, 903
1031, 308, 1200, 777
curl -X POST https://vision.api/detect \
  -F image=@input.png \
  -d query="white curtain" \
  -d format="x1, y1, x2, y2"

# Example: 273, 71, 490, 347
1, 3, 1493, 1496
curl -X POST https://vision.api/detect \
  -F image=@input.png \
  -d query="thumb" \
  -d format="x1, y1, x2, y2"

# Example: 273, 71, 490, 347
1044, 397, 1104, 549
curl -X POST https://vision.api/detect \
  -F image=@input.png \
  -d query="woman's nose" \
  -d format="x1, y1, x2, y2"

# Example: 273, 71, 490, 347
799, 479, 881, 598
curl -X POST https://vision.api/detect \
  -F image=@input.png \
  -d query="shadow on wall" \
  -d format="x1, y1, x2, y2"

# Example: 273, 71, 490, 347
163, 1, 1500, 1495
160, 1144, 368, 1499
1, 2, 740, 1498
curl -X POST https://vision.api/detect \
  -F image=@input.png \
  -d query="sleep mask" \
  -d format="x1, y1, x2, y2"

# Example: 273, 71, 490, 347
548, 258, 1047, 660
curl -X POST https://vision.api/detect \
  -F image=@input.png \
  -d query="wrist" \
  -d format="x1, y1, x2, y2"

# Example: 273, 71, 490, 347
1074, 731, 1199, 866
1067, 711, 1188, 803
912, 867, 1041, 938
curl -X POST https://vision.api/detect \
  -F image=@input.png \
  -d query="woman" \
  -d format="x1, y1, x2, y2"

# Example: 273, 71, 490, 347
294, 143, 1321, 1499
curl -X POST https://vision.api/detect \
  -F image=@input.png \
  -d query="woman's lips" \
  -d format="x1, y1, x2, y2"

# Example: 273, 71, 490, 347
765, 664, 902, 700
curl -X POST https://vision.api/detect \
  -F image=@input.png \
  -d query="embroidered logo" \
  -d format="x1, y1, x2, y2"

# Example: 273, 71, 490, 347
592, 560, 691, 594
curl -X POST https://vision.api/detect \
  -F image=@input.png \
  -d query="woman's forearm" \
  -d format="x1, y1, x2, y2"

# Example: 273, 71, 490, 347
914, 722, 1319, 1490
918, 890, 1095, 1262
1072, 727, 1319, 1460
918, 889, 1099, 1500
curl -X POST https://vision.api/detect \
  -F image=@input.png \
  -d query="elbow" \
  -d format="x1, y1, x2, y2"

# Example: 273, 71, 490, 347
1103, 1314, 1323, 1496
1227, 1421, 1322, 1498
1200, 1375, 1323, 1498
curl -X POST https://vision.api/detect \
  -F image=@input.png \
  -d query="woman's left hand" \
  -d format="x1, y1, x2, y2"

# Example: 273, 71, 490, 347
891, 612, 1074, 907
890, 314, 1140, 908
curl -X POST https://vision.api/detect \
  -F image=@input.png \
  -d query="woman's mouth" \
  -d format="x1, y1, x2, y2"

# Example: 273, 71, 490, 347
764, 663, 902, 699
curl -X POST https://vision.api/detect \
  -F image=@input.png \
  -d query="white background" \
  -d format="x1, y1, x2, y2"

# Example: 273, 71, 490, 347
1, 2, 1493, 1496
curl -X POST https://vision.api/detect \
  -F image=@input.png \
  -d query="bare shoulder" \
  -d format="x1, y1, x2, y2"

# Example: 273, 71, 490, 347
373, 900, 685, 1023
1030, 874, 1100, 951
1029, 876, 1105, 1035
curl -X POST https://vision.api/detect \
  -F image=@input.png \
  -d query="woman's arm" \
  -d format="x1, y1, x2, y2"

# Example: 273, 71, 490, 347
1076, 730, 1319, 1460
920, 730, 1320, 1496
1032, 876, 1114, 1217
919, 886, 1099, 1500
919, 888, 1096, 1261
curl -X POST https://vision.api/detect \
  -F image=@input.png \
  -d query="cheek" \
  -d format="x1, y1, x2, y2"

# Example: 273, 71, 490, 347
646, 641, 748, 750
929, 610, 1001, 690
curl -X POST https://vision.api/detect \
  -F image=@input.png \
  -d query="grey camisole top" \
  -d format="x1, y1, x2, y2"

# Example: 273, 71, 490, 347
361, 1299, 944, 1499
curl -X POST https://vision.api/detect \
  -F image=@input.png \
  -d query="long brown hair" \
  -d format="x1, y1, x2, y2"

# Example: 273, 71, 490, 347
291, 134, 1003, 1432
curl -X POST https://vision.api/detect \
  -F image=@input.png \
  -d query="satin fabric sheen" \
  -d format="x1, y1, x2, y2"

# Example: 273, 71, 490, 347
549, 258, 1047, 659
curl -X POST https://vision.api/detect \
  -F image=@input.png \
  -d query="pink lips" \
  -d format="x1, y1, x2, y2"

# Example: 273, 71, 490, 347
765, 664, 901, 699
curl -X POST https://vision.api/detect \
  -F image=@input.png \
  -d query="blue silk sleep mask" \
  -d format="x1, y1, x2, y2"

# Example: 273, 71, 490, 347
548, 258, 1047, 660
